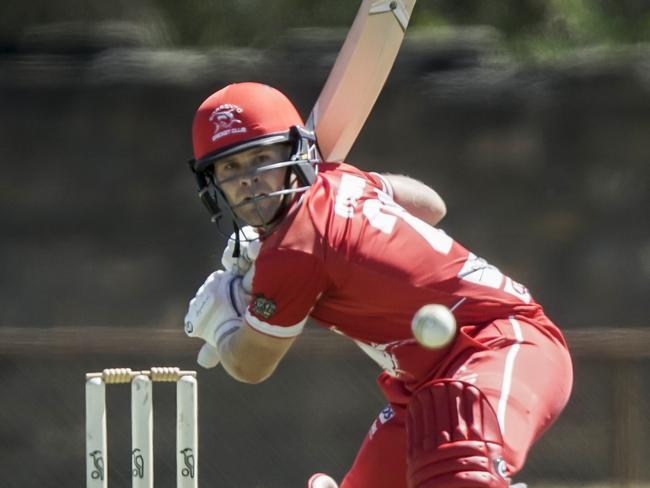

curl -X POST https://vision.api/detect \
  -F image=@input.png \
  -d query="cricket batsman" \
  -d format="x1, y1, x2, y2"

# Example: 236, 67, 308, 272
183, 82, 573, 488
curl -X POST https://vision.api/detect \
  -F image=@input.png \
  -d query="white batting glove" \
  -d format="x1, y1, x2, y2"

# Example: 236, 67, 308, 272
196, 343, 221, 369
221, 226, 261, 275
184, 270, 251, 347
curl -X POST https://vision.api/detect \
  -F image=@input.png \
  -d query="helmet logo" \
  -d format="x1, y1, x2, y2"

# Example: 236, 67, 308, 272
209, 104, 247, 142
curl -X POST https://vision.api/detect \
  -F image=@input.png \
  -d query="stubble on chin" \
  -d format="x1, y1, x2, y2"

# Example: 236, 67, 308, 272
235, 200, 278, 227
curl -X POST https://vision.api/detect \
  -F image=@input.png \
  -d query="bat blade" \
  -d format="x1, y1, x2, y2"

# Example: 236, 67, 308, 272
306, 0, 417, 162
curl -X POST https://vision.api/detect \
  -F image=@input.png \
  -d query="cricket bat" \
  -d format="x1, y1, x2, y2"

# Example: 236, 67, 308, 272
306, 0, 417, 162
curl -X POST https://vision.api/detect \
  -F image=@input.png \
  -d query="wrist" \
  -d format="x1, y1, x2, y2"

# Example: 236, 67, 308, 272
229, 275, 251, 316
213, 317, 244, 349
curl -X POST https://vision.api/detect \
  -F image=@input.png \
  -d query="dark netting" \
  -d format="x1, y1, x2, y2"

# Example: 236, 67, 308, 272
0, 326, 649, 487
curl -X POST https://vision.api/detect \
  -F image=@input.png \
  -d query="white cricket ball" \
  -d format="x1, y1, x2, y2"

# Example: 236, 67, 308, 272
411, 304, 457, 349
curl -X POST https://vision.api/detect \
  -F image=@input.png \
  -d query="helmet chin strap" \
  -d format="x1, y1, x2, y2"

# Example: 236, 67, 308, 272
226, 172, 293, 260
231, 221, 241, 258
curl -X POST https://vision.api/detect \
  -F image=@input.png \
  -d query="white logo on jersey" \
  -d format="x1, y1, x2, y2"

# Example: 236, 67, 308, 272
458, 253, 504, 289
494, 457, 508, 480
503, 276, 531, 303
378, 405, 395, 424
457, 253, 531, 303
334, 174, 365, 218
353, 339, 400, 376
334, 174, 452, 254
369, 405, 395, 439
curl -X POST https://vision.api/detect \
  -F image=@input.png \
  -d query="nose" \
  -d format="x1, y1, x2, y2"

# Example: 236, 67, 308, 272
239, 173, 259, 187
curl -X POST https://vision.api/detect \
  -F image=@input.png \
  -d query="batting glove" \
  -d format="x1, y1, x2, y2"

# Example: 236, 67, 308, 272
184, 270, 251, 348
196, 343, 221, 369
221, 226, 261, 275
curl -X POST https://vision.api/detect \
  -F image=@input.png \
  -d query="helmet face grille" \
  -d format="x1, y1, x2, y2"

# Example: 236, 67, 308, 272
193, 133, 291, 174
190, 83, 318, 234
189, 124, 319, 235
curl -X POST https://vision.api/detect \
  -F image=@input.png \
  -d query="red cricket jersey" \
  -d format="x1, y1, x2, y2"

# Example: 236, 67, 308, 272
245, 162, 562, 385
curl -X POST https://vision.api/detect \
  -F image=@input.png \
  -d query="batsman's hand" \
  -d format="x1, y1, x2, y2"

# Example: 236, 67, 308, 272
184, 270, 251, 347
221, 226, 261, 275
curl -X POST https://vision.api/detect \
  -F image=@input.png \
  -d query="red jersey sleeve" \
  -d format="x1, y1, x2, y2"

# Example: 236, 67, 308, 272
244, 248, 329, 338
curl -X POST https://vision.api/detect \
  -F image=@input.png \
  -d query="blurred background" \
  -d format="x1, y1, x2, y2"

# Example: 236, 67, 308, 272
1, 0, 649, 487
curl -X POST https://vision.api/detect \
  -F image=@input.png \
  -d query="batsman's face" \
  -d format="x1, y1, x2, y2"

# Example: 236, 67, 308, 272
213, 143, 291, 227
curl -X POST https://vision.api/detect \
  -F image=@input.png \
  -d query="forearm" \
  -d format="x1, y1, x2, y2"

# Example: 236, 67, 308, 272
217, 322, 296, 384
382, 173, 447, 226
217, 328, 270, 384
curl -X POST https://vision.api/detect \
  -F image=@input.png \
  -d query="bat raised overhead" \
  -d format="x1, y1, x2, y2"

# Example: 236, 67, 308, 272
306, 0, 417, 162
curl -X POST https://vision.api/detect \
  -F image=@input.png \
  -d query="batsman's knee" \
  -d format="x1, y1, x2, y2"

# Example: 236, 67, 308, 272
406, 380, 510, 488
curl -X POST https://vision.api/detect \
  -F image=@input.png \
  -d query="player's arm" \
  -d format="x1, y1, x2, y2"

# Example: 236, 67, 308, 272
184, 270, 296, 384
185, 251, 326, 384
382, 173, 447, 226
217, 322, 296, 384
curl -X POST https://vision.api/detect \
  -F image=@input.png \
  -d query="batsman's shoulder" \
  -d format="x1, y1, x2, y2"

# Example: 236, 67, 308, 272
317, 160, 366, 178
316, 160, 385, 190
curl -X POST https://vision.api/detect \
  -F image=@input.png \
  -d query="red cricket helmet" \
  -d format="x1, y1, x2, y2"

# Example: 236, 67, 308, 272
188, 82, 318, 235
193, 82, 305, 169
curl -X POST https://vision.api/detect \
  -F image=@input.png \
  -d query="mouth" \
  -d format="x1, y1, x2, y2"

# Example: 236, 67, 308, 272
241, 193, 267, 203
236, 193, 271, 207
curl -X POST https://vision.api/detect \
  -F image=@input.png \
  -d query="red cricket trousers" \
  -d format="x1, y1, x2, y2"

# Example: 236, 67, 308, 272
341, 314, 573, 488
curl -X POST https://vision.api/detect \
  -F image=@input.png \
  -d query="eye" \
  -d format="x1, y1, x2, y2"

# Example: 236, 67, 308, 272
254, 154, 271, 165
220, 161, 240, 173
215, 160, 239, 180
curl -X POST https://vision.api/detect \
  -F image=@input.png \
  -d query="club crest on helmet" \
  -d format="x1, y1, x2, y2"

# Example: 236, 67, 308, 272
209, 104, 246, 142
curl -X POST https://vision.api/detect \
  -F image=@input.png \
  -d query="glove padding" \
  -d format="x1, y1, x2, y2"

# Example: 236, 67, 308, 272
221, 226, 261, 275
196, 343, 221, 369
184, 270, 251, 347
